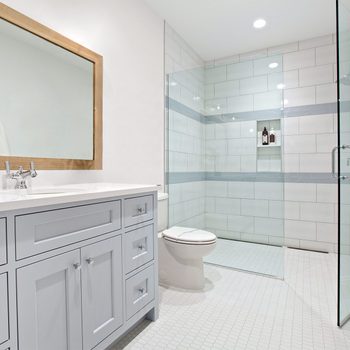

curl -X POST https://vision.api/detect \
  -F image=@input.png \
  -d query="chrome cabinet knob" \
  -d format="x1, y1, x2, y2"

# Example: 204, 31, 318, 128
73, 263, 81, 270
86, 257, 95, 265
138, 288, 145, 294
138, 245, 144, 250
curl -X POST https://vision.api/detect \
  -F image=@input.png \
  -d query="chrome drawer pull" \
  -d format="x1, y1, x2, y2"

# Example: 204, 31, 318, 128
138, 244, 144, 251
86, 257, 95, 265
138, 288, 145, 294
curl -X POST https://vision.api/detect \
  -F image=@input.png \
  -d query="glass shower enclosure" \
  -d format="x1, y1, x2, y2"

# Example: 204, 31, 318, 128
166, 51, 285, 278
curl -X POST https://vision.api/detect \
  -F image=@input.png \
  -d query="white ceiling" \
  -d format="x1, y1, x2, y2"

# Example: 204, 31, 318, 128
143, 0, 336, 61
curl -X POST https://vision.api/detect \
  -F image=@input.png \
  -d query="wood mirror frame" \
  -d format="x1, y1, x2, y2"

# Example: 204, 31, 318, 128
0, 3, 102, 170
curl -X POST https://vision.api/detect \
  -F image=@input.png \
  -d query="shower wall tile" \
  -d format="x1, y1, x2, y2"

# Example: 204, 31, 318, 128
227, 61, 253, 80
240, 76, 268, 94
299, 153, 331, 172
299, 64, 334, 87
283, 49, 315, 71
316, 44, 336, 65
285, 220, 317, 241
253, 55, 283, 75
284, 86, 316, 107
268, 42, 298, 56
298, 114, 334, 134
253, 91, 282, 110
316, 83, 337, 103
284, 135, 316, 153
227, 94, 254, 112
298, 34, 333, 50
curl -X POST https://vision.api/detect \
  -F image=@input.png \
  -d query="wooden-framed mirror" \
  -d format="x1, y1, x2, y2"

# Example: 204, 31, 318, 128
0, 3, 102, 170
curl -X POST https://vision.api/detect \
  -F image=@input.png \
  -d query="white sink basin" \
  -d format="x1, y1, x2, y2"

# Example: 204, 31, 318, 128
26, 188, 81, 195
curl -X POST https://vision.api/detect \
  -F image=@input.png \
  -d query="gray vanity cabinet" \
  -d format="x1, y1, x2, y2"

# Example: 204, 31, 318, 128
17, 250, 83, 350
0, 273, 9, 345
0, 219, 6, 266
81, 236, 123, 350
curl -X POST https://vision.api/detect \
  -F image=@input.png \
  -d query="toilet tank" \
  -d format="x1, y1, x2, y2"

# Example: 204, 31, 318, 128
157, 192, 168, 232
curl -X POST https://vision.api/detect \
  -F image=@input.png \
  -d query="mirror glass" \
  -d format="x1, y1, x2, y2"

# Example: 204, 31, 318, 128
0, 18, 94, 160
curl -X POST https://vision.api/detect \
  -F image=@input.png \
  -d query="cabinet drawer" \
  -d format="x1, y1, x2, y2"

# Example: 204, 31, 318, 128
124, 195, 154, 227
0, 219, 6, 266
125, 265, 154, 320
0, 273, 9, 345
125, 225, 154, 274
16, 200, 121, 260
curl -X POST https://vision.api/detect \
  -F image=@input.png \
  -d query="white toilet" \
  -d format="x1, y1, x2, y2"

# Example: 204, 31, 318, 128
158, 192, 216, 290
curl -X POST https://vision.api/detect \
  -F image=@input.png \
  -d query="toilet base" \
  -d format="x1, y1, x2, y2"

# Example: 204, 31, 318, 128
158, 237, 207, 290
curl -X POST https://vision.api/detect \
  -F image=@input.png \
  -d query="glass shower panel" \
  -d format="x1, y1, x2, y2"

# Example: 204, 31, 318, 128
166, 51, 285, 278
202, 57, 285, 278
337, 0, 350, 327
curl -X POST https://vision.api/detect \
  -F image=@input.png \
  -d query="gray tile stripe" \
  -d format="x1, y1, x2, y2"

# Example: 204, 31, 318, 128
167, 172, 337, 184
167, 97, 338, 124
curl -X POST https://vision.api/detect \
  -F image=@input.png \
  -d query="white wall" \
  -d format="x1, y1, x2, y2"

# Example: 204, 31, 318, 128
1, 0, 164, 188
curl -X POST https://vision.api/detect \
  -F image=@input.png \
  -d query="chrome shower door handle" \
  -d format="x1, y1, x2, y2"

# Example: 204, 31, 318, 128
332, 145, 350, 178
332, 146, 339, 178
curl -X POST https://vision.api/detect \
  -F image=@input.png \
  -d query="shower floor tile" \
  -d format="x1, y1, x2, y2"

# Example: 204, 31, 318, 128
112, 248, 350, 350
204, 238, 284, 278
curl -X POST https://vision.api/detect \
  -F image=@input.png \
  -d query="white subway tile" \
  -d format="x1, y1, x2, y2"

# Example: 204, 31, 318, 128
215, 155, 240, 172
316, 133, 337, 153
240, 76, 268, 94
298, 114, 334, 134
284, 49, 315, 71
205, 66, 227, 83
214, 55, 239, 66
205, 98, 227, 115
228, 182, 255, 199
253, 56, 283, 75
240, 155, 257, 172
299, 64, 333, 87
205, 84, 215, 99
299, 153, 331, 172
169, 151, 188, 171
240, 233, 269, 244
317, 184, 337, 203
299, 35, 333, 50
227, 95, 254, 113
227, 138, 256, 155
205, 213, 227, 230
241, 199, 268, 217
214, 80, 239, 98
269, 201, 284, 219
228, 215, 254, 233
206, 139, 227, 155
255, 217, 284, 236
223, 123, 241, 139
206, 181, 228, 197
316, 44, 336, 65
227, 61, 253, 80
284, 238, 300, 248
268, 70, 299, 90
284, 135, 316, 153
255, 182, 283, 200
254, 91, 283, 110
285, 201, 300, 220
300, 202, 335, 223
215, 198, 241, 215
285, 183, 316, 202
285, 220, 317, 240
283, 118, 299, 135
317, 223, 337, 243
284, 87, 315, 107
205, 124, 216, 139
240, 121, 257, 138
316, 83, 337, 104
283, 154, 300, 172
268, 42, 298, 55
240, 49, 267, 61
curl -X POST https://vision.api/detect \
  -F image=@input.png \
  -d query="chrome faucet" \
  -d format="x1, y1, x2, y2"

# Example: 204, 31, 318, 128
5, 161, 38, 189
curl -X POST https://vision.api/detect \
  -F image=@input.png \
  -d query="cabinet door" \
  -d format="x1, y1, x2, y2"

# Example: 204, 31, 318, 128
17, 251, 82, 350
81, 236, 123, 350
0, 273, 9, 345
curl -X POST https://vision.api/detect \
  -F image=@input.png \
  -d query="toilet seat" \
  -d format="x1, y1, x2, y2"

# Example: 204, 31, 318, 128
163, 227, 216, 245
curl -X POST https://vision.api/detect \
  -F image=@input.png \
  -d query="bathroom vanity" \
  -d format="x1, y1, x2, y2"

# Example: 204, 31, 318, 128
0, 183, 158, 350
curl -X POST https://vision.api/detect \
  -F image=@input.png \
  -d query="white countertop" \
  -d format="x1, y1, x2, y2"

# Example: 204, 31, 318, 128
0, 182, 158, 212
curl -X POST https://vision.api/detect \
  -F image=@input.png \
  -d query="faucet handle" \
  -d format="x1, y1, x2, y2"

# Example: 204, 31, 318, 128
5, 161, 10, 176
30, 161, 37, 177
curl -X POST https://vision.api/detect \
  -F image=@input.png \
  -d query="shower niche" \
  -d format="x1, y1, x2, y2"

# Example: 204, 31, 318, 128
256, 119, 282, 172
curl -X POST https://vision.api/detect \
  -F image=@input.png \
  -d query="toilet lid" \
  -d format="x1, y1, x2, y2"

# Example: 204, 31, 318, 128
163, 227, 216, 244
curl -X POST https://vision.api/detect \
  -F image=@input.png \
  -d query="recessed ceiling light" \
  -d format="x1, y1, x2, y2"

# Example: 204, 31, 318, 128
277, 83, 285, 90
269, 62, 279, 69
253, 18, 266, 29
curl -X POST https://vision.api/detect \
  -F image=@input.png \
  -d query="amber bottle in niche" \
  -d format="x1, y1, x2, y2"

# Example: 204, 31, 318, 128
262, 127, 269, 145
270, 127, 276, 144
